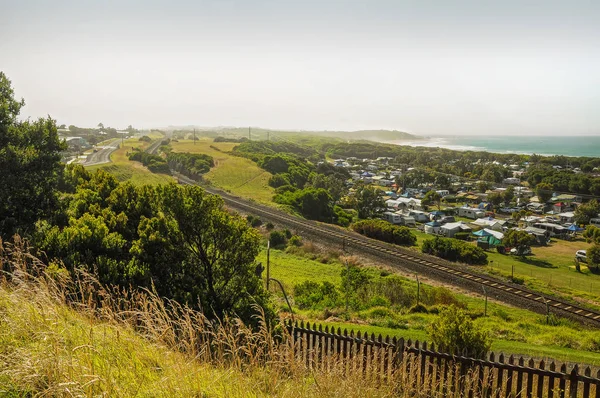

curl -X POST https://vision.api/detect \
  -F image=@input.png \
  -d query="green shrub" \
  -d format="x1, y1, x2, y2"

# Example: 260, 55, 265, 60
288, 235, 303, 247
351, 219, 417, 246
454, 232, 470, 241
421, 237, 488, 265
293, 281, 340, 310
409, 303, 429, 314
269, 230, 287, 247
265, 222, 274, 230
428, 305, 491, 358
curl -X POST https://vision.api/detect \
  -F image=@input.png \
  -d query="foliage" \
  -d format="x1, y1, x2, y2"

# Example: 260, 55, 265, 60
0, 72, 67, 238
421, 237, 488, 265
354, 184, 386, 219
128, 149, 170, 173
269, 230, 287, 247
583, 225, 600, 244
588, 245, 600, 269
486, 192, 504, 208
273, 187, 334, 221
575, 199, 600, 225
167, 152, 214, 180
139, 135, 152, 142
503, 229, 536, 255
293, 281, 340, 309
352, 219, 417, 246
428, 305, 491, 358
288, 235, 303, 246
246, 215, 262, 227
421, 190, 442, 211
213, 135, 249, 143
34, 177, 270, 325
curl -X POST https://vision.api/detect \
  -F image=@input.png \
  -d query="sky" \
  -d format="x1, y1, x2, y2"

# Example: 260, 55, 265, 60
1, 0, 600, 136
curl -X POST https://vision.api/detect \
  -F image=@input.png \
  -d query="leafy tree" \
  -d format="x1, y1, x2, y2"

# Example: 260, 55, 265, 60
0, 72, 67, 238
574, 200, 600, 225
503, 229, 535, 255
587, 245, 600, 270
503, 185, 515, 203
486, 192, 504, 209
583, 225, 600, 245
355, 184, 386, 219
428, 305, 491, 358
422, 190, 442, 211
535, 182, 553, 203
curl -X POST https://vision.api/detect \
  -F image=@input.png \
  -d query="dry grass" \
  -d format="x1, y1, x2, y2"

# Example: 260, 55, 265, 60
0, 237, 530, 397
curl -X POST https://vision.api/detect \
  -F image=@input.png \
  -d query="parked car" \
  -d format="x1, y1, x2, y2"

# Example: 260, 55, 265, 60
510, 247, 532, 256
575, 250, 587, 262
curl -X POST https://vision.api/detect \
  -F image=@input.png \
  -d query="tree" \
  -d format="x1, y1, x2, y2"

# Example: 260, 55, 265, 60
97, 122, 104, 130
535, 182, 553, 204
428, 305, 491, 358
355, 184, 386, 219
574, 200, 600, 225
583, 225, 600, 245
0, 72, 67, 238
486, 192, 504, 209
503, 185, 515, 204
503, 229, 535, 255
422, 190, 442, 211
587, 245, 600, 270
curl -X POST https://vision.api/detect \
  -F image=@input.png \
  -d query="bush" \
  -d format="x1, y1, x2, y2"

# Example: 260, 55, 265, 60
454, 232, 470, 241
293, 281, 340, 309
246, 215, 262, 228
265, 222, 274, 230
428, 305, 491, 358
269, 230, 287, 247
421, 237, 488, 265
351, 219, 417, 246
288, 235, 303, 247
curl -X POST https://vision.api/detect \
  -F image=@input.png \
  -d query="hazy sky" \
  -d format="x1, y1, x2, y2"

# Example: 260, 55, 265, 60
2, 0, 600, 136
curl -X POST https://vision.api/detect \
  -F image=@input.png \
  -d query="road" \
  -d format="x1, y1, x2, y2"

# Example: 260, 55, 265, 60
81, 139, 121, 166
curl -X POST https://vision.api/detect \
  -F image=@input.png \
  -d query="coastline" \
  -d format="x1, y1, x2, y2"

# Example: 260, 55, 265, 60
390, 135, 600, 158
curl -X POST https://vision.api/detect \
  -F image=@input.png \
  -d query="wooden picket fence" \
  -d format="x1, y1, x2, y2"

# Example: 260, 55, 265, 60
286, 320, 600, 397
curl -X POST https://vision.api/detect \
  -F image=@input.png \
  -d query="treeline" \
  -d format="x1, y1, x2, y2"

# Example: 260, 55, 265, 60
214, 136, 249, 143
167, 152, 214, 180
128, 149, 170, 174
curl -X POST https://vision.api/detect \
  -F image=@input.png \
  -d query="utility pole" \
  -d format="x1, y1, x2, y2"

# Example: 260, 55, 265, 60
416, 274, 420, 306
248, 126, 251, 141
482, 285, 488, 317
266, 241, 270, 291
345, 259, 349, 316
193, 128, 196, 145
267, 130, 270, 141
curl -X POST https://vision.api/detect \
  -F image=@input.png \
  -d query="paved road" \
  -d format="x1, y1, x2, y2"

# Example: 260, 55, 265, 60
81, 139, 121, 166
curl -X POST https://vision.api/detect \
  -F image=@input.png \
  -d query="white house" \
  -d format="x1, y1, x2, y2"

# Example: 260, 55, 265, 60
472, 217, 506, 231
457, 207, 485, 219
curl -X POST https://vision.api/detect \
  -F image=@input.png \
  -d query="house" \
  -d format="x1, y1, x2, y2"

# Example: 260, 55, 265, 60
440, 222, 472, 238
472, 217, 506, 231
457, 207, 485, 219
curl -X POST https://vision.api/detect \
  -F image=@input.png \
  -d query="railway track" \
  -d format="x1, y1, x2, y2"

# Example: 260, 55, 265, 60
176, 174, 600, 326
145, 138, 163, 155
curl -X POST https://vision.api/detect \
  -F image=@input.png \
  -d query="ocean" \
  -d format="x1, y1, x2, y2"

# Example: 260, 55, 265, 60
396, 135, 600, 158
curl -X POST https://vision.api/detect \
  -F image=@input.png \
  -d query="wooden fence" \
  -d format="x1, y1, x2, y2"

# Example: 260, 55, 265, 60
286, 320, 600, 397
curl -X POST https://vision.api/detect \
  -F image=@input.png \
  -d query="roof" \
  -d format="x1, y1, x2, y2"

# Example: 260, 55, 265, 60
483, 228, 504, 240
442, 222, 471, 231
473, 217, 506, 227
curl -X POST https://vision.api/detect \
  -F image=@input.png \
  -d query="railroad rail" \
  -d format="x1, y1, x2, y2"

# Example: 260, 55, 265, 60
176, 174, 600, 327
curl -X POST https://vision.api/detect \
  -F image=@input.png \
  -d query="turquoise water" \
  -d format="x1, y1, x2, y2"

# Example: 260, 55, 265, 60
400, 135, 600, 158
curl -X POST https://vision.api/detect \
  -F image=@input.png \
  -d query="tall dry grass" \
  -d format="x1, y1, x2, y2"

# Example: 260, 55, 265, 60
0, 237, 508, 397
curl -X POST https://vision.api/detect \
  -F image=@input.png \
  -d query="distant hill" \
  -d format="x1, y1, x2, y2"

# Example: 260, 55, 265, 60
164, 126, 421, 143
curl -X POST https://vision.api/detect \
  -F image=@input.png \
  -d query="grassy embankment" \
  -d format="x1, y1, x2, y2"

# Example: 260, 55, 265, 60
170, 138, 275, 204
0, 243, 432, 398
86, 132, 174, 185
258, 243, 600, 365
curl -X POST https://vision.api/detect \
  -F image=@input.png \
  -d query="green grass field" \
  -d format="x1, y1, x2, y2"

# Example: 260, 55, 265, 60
85, 135, 174, 185
170, 139, 275, 204
259, 243, 600, 365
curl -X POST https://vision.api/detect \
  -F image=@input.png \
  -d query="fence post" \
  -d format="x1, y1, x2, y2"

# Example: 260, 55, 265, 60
537, 360, 545, 398
569, 365, 578, 398
527, 358, 535, 398
583, 367, 591, 398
